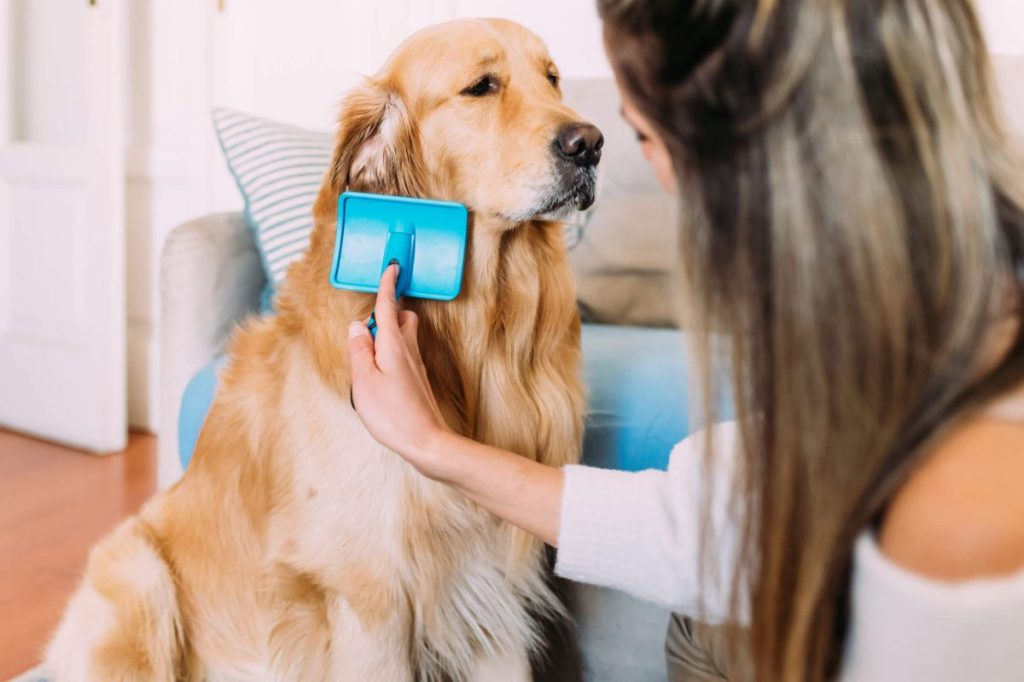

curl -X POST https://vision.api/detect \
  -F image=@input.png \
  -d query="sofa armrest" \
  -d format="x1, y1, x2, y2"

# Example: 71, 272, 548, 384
158, 213, 265, 488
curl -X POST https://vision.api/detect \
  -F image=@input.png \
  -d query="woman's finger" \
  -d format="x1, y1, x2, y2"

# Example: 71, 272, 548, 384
373, 263, 401, 335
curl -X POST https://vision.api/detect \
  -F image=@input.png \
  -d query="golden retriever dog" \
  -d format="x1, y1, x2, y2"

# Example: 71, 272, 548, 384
47, 18, 601, 681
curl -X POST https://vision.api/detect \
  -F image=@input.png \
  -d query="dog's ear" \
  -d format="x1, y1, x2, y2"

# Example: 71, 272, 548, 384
328, 81, 423, 197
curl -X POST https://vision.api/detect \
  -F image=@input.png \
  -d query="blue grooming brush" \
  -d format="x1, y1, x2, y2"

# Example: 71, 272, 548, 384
330, 192, 468, 335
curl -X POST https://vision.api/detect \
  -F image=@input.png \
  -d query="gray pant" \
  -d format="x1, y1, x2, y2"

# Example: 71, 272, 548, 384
665, 615, 752, 682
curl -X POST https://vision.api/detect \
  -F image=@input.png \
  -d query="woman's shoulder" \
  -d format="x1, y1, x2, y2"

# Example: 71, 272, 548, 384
879, 416, 1024, 581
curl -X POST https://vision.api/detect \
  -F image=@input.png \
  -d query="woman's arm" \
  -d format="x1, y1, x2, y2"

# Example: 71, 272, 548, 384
347, 265, 564, 545
424, 431, 565, 546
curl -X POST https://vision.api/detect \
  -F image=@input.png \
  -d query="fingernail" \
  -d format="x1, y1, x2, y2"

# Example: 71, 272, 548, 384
388, 259, 400, 273
348, 320, 366, 338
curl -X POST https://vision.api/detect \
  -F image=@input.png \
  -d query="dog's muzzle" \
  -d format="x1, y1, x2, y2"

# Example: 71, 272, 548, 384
540, 122, 603, 213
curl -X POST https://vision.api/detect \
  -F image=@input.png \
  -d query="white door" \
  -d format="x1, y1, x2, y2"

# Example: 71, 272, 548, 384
0, 0, 126, 452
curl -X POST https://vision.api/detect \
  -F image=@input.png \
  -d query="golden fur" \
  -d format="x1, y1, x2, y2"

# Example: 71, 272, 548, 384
47, 18, 599, 682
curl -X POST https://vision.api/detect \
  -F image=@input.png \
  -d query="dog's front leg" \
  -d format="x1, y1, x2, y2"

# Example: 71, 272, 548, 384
467, 650, 532, 682
326, 598, 413, 682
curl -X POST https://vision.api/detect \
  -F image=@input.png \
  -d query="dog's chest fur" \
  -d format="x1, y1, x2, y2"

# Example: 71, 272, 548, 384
261, 321, 578, 680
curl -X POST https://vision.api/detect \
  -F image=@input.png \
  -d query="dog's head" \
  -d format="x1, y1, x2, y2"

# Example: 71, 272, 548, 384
327, 18, 602, 222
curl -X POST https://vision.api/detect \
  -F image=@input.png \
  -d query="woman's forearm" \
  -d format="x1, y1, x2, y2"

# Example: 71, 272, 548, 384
423, 431, 565, 547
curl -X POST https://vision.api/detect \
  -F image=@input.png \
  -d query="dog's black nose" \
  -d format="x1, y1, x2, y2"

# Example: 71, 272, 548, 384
554, 123, 604, 167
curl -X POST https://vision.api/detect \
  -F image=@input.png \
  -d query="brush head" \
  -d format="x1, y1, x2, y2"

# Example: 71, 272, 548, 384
329, 192, 468, 300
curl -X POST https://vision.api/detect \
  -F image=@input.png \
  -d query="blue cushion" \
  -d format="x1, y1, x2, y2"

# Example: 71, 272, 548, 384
177, 356, 228, 470
179, 324, 693, 472
581, 324, 689, 471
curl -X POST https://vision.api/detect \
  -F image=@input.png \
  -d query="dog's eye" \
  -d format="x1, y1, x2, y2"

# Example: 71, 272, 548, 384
461, 75, 498, 97
547, 72, 560, 88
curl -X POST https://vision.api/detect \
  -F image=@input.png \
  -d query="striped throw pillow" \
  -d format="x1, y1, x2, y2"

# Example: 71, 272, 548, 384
212, 109, 333, 308
212, 108, 589, 313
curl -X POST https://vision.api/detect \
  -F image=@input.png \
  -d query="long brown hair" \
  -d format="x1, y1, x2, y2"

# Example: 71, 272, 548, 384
599, 0, 1024, 679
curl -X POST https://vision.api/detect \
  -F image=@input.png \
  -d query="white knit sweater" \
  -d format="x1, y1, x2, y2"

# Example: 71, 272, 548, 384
555, 421, 1024, 681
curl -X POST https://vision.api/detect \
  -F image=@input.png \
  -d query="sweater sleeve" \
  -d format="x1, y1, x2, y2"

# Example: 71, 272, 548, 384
554, 421, 746, 624
840, 534, 1024, 681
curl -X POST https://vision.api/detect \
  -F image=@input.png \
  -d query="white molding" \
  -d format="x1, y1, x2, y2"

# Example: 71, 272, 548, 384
0, 1, 10, 144
125, 151, 203, 434
127, 315, 158, 432
125, 145, 197, 182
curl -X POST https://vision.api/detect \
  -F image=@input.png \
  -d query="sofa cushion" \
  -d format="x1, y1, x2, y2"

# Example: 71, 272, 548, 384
177, 355, 229, 470
581, 324, 689, 471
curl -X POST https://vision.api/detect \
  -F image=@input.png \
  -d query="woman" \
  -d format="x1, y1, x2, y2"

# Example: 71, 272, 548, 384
348, 0, 1024, 679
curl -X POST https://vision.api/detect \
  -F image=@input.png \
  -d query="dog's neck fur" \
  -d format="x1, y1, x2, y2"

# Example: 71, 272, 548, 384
416, 214, 581, 453
277, 203, 582, 459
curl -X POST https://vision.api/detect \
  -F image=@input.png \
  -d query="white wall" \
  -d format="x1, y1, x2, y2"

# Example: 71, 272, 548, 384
979, 0, 1024, 55
207, 0, 609, 131
452, 1, 611, 79
125, 0, 209, 430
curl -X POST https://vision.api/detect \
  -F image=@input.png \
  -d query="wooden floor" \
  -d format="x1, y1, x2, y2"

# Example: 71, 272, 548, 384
0, 429, 157, 680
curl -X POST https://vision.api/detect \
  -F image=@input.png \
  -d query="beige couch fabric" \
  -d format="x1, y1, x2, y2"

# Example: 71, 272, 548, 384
562, 79, 679, 328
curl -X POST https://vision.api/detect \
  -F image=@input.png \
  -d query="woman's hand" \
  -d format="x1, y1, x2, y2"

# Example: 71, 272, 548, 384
347, 264, 566, 546
347, 264, 451, 478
